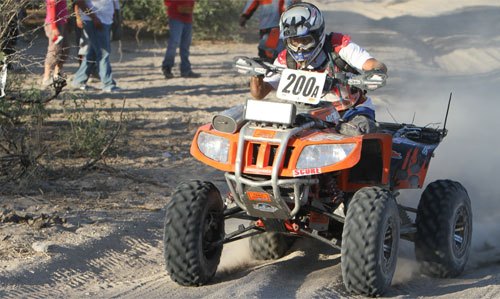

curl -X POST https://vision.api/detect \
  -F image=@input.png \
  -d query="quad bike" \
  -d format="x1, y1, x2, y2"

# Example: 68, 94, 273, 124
162, 57, 472, 296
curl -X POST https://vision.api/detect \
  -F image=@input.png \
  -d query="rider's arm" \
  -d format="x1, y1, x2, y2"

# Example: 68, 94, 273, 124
362, 58, 388, 74
250, 75, 273, 100
338, 41, 387, 74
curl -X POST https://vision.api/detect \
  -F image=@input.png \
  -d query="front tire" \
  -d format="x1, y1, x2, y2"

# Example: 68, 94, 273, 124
341, 187, 400, 296
163, 181, 225, 286
415, 180, 472, 278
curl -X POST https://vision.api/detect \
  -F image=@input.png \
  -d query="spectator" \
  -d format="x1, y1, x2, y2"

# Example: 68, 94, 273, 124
73, 1, 87, 66
239, 0, 299, 62
73, 1, 99, 83
161, 0, 200, 79
71, 0, 120, 92
42, 0, 69, 88
111, 0, 122, 42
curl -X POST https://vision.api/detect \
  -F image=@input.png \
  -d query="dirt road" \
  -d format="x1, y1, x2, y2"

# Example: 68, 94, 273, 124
1, 1, 500, 298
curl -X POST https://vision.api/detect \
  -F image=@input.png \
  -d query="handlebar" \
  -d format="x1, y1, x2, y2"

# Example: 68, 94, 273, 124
234, 56, 284, 77
233, 56, 387, 91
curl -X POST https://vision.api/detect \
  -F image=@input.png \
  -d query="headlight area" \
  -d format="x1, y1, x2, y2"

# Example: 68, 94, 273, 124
197, 132, 230, 163
296, 143, 356, 169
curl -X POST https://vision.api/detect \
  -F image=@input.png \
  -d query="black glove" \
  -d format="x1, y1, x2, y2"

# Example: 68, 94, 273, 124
336, 115, 377, 136
323, 76, 338, 93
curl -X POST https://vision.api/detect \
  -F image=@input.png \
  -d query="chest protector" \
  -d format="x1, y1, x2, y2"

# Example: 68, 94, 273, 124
285, 33, 364, 111
285, 33, 359, 75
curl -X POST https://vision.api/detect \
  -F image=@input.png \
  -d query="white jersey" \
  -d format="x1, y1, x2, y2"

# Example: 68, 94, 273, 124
81, 0, 115, 25
264, 33, 375, 111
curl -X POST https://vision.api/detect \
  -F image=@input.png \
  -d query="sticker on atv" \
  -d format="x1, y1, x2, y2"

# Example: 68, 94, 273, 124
247, 191, 272, 202
293, 168, 322, 177
277, 69, 326, 104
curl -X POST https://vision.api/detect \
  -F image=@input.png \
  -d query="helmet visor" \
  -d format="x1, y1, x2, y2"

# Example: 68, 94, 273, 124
287, 35, 316, 52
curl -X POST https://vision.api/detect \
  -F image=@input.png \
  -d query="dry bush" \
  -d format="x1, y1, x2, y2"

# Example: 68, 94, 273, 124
0, 0, 125, 187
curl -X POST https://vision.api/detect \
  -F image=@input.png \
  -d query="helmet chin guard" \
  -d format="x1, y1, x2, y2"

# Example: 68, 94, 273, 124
279, 2, 326, 68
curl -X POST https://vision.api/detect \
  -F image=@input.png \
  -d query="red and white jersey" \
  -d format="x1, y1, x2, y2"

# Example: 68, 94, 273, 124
264, 32, 375, 111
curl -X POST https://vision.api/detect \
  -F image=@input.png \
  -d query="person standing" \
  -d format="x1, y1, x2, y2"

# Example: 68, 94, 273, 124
73, 1, 87, 66
161, 0, 200, 79
42, 0, 69, 88
71, 0, 119, 92
239, 0, 299, 62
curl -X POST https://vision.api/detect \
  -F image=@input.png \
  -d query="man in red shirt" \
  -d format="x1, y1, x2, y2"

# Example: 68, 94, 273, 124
162, 0, 200, 79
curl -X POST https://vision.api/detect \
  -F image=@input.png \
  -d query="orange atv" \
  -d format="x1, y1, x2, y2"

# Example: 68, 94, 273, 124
162, 57, 472, 296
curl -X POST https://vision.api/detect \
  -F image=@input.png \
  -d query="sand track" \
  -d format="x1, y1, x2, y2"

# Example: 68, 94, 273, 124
1, 1, 500, 298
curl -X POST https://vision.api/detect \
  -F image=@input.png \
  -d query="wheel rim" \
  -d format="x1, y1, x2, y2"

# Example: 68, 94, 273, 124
203, 210, 224, 259
453, 205, 470, 258
382, 217, 395, 271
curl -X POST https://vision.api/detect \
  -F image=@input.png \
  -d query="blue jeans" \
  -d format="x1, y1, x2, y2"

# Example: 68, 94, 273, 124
162, 19, 192, 74
72, 21, 115, 89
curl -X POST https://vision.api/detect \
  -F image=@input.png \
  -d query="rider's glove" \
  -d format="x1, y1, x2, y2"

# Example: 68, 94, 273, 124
323, 76, 338, 93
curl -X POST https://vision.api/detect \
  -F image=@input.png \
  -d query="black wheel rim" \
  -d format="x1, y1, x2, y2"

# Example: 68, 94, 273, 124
382, 218, 395, 271
203, 210, 224, 259
453, 205, 470, 258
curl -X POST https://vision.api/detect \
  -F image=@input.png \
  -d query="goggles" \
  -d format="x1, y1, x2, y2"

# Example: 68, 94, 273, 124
287, 35, 315, 51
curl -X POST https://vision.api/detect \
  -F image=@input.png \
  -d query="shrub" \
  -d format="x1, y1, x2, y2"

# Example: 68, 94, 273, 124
193, 0, 243, 40
60, 99, 124, 161
121, 0, 244, 40
121, 0, 167, 34
0, 75, 50, 182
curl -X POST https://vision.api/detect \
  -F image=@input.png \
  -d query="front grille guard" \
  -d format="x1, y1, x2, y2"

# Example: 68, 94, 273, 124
225, 121, 319, 218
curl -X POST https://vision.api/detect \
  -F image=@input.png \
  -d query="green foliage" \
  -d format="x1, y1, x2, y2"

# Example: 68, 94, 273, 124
121, 0, 167, 34
193, 0, 244, 40
121, 0, 244, 40
60, 99, 121, 160
0, 76, 50, 182
1, 0, 127, 185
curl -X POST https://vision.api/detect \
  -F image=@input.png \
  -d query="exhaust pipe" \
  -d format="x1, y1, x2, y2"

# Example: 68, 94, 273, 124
212, 104, 246, 133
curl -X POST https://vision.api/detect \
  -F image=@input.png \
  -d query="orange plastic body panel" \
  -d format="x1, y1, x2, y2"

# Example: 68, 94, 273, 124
190, 124, 239, 173
190, 123, 365, 177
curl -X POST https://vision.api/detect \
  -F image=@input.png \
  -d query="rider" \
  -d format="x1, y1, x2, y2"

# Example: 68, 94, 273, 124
249, 2, 388, 135
239, 0, 299, 62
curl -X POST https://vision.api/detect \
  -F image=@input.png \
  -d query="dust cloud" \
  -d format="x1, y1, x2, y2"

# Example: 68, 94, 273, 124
216, 219, 260, 279
219, 0, 500, 286
217, 237, 254, 275
320, 0, 500, 276
371, 7, 500, 269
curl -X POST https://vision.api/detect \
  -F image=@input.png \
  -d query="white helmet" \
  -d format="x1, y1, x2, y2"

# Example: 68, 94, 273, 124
279, 2, 326, 68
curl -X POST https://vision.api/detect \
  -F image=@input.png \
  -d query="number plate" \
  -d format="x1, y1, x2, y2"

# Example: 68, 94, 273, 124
277, 69, 326, 104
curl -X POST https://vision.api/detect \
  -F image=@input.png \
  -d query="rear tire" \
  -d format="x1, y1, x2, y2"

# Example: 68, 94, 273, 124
249, 232, 294, 260
341, 187, 400, 296
415, 180, 472, 277
163, 181, 225, 286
